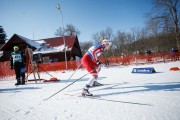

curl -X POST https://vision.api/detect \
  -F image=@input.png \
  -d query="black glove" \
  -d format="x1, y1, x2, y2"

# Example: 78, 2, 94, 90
96, 60, 103, 66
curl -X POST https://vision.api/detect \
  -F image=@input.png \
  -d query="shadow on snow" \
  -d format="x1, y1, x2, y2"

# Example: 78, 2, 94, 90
92, 82, 180, 97
0, 87, 41, 93
85, 81, 180, 106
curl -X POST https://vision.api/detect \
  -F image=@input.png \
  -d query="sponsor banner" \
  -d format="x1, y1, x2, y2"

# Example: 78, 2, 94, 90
132, 67, 156, 74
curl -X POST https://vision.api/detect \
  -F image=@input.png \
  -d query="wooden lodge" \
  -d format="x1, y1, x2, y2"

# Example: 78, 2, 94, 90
0, 34, 82, 63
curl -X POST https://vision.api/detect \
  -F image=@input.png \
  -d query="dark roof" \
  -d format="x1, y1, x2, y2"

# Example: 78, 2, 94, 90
33, 35, 78, 54
0, 44, 3, 49
0, 34, 40, 51
36, 35, 76, 49
0, 34, 82, 61
0, 34, 77, 52
0, 34, 82, 56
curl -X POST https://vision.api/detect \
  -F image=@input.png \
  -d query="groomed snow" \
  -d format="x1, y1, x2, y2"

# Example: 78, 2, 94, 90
0, 61, 180, 120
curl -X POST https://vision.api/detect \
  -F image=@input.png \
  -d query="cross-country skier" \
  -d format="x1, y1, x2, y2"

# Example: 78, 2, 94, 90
10, 46, 26, 85
81, 37, 112, 96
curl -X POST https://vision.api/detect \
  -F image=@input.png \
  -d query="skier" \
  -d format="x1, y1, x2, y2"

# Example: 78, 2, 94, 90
81, 37, 112, 96
10, 46, 26, 85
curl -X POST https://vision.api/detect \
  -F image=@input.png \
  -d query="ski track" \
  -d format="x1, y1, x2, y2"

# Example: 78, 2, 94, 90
0, 61, 180, 120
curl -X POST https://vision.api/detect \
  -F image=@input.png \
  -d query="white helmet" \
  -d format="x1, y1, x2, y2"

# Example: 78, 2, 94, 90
102, 39, 112, 46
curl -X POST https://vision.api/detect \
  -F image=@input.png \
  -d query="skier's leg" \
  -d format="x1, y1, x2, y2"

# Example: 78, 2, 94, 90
82, 73, 98, 96
86, 74, 97, 86
14, 67, 21, 85
81, 54, 98, 96
91, 65, 103, 87
82, 85, 93, 96
21, 72, 25, 85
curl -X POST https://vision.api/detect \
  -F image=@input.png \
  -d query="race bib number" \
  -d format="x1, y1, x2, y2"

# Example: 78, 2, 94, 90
12, 54, 22, 62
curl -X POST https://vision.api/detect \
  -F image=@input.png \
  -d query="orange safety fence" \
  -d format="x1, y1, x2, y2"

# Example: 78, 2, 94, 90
0, 61, 15, 81
0, 52, 180, 81
99, 52, 180, 65
26, 60, 81, 72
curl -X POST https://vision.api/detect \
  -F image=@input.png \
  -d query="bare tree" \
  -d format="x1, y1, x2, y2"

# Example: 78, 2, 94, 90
146, 0, 180, 49
92, 27, 115, 57
79, 41, 93, 55
65, 24, 80, 36
55, 24, 80, 37
114, 31, 127, 55
105, 27, 114, 40
92, 27, 114, 44
130, 27, 142, 54
92, 32, 103, 44
55, 27, 64, 36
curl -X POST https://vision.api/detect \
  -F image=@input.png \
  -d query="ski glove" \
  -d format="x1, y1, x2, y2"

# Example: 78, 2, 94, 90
96, 60, 103, 67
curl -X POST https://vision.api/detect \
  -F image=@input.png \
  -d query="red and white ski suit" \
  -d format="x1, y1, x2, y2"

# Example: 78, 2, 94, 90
82, 44, 105, 80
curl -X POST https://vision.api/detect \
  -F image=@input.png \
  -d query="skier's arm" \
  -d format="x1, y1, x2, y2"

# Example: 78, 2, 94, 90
92, 45, 102, 62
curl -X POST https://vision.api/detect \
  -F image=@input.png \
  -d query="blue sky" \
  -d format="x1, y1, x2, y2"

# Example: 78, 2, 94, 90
1, 0, 152, 42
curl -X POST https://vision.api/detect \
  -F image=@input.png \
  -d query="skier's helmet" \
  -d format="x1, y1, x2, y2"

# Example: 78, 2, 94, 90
102, 38, 112, 46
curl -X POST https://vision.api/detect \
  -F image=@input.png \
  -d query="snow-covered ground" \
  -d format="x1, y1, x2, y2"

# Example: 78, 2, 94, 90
0, 61, 180, 120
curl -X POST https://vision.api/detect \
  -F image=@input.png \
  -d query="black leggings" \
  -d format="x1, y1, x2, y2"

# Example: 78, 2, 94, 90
14, 62, 25, 83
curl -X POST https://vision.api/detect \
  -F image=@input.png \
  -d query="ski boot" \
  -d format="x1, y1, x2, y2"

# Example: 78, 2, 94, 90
15, 82, 21, 86
21, 78, 25, 85
82, 88, 93, 96
92, 81, 103, 87
21, 81, 25, 85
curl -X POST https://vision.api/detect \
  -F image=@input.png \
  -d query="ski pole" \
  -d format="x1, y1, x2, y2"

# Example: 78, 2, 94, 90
25, 67, 37, 81
65, 63, 82, 84
44, 69, 95, 101
38, 65, 55, 78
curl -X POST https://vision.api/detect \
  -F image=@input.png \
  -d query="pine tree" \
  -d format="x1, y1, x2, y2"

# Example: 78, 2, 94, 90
0, 26, 7, 44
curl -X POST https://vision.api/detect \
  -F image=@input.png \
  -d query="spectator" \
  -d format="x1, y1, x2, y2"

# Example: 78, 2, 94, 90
10, 46, 26, 85
146, 49, 152, 62
105, 59, 109, 66
170, 47, 175, 61
49, 58, 54, 63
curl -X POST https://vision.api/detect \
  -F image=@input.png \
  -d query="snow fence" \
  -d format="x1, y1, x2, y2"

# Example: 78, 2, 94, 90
0, 52, 180, 81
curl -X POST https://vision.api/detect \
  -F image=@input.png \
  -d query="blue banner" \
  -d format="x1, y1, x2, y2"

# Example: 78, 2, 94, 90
132, 67, 156, 74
